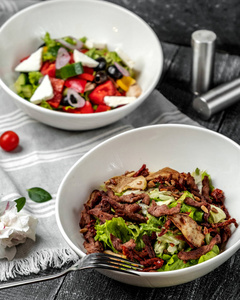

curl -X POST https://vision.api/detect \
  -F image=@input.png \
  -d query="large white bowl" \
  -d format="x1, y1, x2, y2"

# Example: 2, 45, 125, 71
56, 124, 240, 287
0, 0, 163, 131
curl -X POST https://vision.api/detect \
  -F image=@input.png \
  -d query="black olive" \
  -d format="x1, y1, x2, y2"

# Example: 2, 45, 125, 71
60, 95, 70, 106
107, 65, 123, 79
94, 71, 108, 84
94, 57, 107, 71
60, 94, 77, 106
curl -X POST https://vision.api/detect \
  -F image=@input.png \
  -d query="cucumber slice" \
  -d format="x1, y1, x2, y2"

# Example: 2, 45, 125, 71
56, 62, 83, 80
21, 84, 33, 99
14, 73, 28, 93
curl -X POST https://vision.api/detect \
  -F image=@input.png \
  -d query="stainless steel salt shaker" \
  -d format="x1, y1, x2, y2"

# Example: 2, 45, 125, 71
191, 30, 217, 95
193, 78, 240, 119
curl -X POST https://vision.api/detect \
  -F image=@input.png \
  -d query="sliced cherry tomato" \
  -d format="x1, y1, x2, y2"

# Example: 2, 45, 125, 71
69, 52, 75, 64
83, 66, 94, 75
89, 80, 116, 105
62, 101, 94, 114
95, 104, 111, 113
0, 131, 19, 152
79, 101, 94, 113
41, 62, 56, 77
78, 73, 94, 82
47, 78, 65, 108
64, 78, 87, 93
81, 49, 88, 54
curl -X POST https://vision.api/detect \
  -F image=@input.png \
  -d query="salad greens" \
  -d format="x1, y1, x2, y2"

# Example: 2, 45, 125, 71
14, 32, 141, 114
80, 166, 238, 272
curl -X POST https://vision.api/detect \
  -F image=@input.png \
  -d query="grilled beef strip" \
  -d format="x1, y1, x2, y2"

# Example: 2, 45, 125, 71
148, 200, 181, 218
178, 234, 221, 261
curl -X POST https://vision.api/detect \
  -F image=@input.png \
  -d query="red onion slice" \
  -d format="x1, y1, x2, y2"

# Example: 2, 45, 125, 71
67, 88, 85, 108
114, 62, 130, 77
56, 47, 71, 69
56, 37, 83, 50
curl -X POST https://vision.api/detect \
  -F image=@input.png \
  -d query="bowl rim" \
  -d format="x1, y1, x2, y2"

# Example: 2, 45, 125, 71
0, 0, 163, 120
56, 124, 240, 277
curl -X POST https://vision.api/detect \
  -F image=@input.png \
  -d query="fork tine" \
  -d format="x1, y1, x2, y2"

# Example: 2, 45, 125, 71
90, 264, 141, 275
89, 253, 144, 272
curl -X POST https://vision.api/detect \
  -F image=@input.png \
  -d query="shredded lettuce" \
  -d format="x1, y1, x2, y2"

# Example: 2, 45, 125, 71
208, 204, 226, 223
85, 47, 108, 60
148, 188, 175, 204
198, 245, 219, 263
192, 168, 214, 192
177, 190, 194, 202
40, 100, 53, 110
28, 71, 43, 92
42, 32, 61, 62
154, 232, 185, 256
159, 254, 197, 271
181, 202, 204, 223
94, 217, 133, 253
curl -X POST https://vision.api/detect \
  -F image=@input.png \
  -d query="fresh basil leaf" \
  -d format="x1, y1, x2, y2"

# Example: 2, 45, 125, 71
27, 187, 52, 203
14, 197, 26, 212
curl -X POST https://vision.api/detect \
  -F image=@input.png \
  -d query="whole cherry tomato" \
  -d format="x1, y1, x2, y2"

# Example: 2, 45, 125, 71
0, 131, 19, 152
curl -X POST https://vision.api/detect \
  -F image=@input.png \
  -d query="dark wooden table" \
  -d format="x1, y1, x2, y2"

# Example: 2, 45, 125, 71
1, 1, 240, 299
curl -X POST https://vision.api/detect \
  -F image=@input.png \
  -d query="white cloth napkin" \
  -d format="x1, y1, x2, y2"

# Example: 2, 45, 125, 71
0, 87, 199, 280
0, 0, 200, 281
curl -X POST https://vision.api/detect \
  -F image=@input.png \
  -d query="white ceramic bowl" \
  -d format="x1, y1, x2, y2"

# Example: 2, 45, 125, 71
56, 124, 240, 287
0, 0, 163, 131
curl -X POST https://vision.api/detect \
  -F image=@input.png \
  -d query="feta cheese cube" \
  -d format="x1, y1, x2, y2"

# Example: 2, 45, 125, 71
85, 39, 107, 49
115, 48, 135, 69
104, 96, 136, 108
15, 47, 43, 72
30, 75, 53, 104
73, 49, 99, 68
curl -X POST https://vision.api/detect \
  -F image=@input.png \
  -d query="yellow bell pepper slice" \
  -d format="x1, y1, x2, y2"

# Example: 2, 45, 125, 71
116, 76, 136, 92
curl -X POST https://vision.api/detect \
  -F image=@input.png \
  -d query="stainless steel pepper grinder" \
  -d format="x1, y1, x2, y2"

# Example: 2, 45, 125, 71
191, 30, 217, 96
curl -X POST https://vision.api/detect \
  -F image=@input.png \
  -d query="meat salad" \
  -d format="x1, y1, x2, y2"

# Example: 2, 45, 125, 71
80, 165, 238, 272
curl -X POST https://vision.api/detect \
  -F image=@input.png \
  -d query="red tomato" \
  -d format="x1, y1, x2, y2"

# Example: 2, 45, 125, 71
47, 78, 65, 108
95, 104, 111, 113
62, 101, 94, 114
64, 78, 87, 93
41, 62, 56, 77
78, 73, 94, 82
79, 101, 94, 113
0, 131, 19, 152
89, 80, 116, 105
83, 66, 94, 75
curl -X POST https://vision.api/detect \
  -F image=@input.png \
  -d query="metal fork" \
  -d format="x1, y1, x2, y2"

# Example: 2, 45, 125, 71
0, 253, 143, 290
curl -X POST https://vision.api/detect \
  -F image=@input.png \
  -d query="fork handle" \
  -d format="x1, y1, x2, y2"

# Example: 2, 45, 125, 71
0, 269, 69, 290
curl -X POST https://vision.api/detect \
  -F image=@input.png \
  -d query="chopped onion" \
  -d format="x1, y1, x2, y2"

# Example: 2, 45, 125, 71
114, 62, 130, 77
56, 37, 83, 50
67, 88, 85, 108
56, 47, 71, 69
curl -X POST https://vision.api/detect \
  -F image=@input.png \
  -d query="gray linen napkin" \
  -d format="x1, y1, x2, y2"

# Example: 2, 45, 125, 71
0, 0, 199, 281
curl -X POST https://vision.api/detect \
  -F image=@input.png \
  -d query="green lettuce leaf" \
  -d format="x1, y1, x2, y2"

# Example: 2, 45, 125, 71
154, 231, 185, 256
208, 204, 226, 223
159, 254, 197, 271
94, 217, 133, 252
181, 202, 204, 223
147, 189, 175, 204
198, 245, 219, 263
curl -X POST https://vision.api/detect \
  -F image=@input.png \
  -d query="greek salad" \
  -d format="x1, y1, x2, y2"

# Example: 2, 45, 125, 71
80, 165, 238, 272
14, 32, 141, 114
